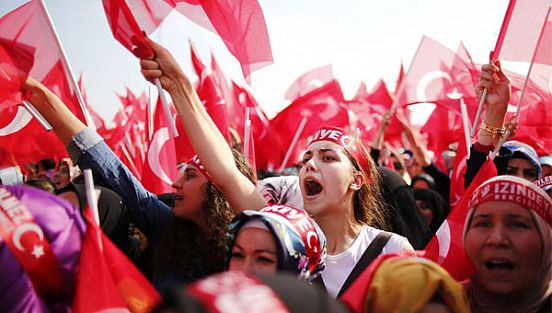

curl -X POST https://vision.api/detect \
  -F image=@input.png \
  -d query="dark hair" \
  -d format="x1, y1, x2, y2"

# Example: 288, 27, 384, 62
24, 178, 56, 193
411, 173, 436, 190
346, 142, 389, 231
153, 149, 256, 279
39, 159, 56, 170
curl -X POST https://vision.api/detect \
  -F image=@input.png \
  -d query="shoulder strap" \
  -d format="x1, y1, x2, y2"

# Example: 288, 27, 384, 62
337, 231, 392, 298
312, 273, 327, 293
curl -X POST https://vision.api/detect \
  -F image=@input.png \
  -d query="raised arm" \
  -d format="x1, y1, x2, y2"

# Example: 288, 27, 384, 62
137, 38, 266, 213
23, 79, 171, 241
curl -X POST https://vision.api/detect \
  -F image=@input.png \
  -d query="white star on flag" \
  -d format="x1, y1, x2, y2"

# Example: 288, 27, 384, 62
31, 245, 44, 259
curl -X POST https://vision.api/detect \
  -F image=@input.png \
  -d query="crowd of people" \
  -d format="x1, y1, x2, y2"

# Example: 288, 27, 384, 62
1, 37, 551, 313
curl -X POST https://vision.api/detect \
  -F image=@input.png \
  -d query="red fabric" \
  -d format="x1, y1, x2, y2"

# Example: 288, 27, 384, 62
78, 74, 106, 133
395, 62, 405, 94
0, 1, 87, 165
141, 97, 178, 194
74, 205, 160, 312
449, 128, 469, 207
492, 0, 552, 64
190, 45, 229, 139
509, 14, 552, 155
210, 52, 236, 126
168, 0, 273, 81
232, 82, 272, 170
270, 80, 348, 169
0, 39, 34, 109
102, 0, 153, 58
352, 82, 368, 100
424, 159, 497, 281
284, 64, 334, 101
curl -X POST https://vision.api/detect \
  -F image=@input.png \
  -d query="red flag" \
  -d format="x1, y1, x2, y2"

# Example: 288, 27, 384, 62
352, 82, 368, 100
190, 45, 230, 139
492, 0, 552, 64
270, 80, 348, 169
284, 64, 334, 101
509, 11, 552, 155
0, 1, 88, 165
141, 97, 178, 194
210, 52, 236, 120
74, 205, 160, 312
449, 134, 468, 207
0, 39, 34, 109
168, 0, 273, 81
78, 74, 106, 133
395, 62, 405, 94
423, 159, 497, 281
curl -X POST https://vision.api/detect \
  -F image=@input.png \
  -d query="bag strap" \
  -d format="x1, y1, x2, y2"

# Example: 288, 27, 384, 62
336, 231, 392, 298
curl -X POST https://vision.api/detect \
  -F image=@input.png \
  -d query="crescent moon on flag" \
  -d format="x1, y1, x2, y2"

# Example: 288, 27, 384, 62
436, 220, 451, 264
147, 127, 173, 185
318, 97, 340, 121
12, 222, 44, 252
416, 70, 452, 102
0, 106, 33, 136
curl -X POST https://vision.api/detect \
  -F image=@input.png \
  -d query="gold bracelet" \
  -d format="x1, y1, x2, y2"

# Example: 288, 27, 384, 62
480, 122, 506, 138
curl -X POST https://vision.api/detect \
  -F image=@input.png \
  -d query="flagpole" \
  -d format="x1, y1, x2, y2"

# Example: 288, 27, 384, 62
470, 88, 487, 137
243, 107, 251, 157
83, 169, 101, 227
147, 86, 154, 141
155, 79, 179, 137
279, 117, 307, 172
38, 0, 94, 129
22, 101, 52, 131
459, 98, 471, 159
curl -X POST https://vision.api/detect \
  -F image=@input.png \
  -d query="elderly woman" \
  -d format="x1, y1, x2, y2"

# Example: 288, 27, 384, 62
463, 175, 551, 313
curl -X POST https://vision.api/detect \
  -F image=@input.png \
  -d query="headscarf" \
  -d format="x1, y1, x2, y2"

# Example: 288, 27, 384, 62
0, 185, 86, 313
153, 271, 349, 313
340, 253, 470, 313
414, 188, 447, 234
378, 167, 431, 249
463, 175, 552, 313
227, 204, 326, 282
257, 176, 303, 209
503, 140, 542, 179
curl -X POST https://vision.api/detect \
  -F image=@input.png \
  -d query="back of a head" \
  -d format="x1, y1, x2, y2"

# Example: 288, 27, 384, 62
378, 167, 431, 249
341, 253, 470, 313
38, 159, 56, 171
153, 271, 349, 313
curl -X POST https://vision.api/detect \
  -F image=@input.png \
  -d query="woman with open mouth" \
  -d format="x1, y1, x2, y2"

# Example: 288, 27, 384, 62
136, 38, 413, 298
463, 175, 552, 313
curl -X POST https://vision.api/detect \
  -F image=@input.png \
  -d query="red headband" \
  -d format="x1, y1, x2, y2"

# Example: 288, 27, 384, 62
309, 126, 371, 178
535, 176, 552, 190
468, 176, 552, 226
188, 155, 220, 190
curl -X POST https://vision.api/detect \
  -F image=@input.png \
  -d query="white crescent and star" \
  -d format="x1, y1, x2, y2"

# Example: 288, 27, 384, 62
416, 70, 452, 102
147, 127, 174, 185
0, 106, 33, 136
436, 221, 451, 264
12, 222, 45, 258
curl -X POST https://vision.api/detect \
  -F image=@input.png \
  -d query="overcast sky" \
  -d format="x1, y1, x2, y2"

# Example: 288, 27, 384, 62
0, 0, 510, 123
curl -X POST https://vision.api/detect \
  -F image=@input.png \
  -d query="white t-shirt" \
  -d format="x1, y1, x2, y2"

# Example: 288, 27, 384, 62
321, 225, 412, 298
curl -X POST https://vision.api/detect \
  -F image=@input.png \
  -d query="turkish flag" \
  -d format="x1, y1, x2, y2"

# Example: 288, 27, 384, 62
508, 13, 552, 155
270, 80, 348, 169
423, 159, 497, 281
78, 74, 106, 133
141, 97, 178, 194
284, 64, 334, 101
190, 45, 230, 139
449, 132, 468, 208
492, 0, 552, 64
0, 1, 88, 165
0, 38, 34, 109
74, 205, 160, 313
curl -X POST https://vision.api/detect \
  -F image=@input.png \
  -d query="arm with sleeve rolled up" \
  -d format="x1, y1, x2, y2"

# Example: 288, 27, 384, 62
137, 38, 267, 213
23, 79, 170, 242
464, 62, 511, 189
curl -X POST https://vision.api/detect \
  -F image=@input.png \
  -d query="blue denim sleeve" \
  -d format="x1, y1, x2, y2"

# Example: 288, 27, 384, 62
67, 127, 170, 243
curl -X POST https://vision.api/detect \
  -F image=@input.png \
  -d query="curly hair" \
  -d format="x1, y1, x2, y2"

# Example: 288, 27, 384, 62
347, 142, 390, 232
152, 149, 256, 280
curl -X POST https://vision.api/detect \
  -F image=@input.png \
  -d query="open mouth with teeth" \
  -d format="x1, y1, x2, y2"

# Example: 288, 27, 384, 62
175, 195, 184, 201
304, 179, 323, 196
484, 260, 514, 272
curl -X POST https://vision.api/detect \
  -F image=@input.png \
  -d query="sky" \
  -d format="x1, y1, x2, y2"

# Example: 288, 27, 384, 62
0, 0, 511, 124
